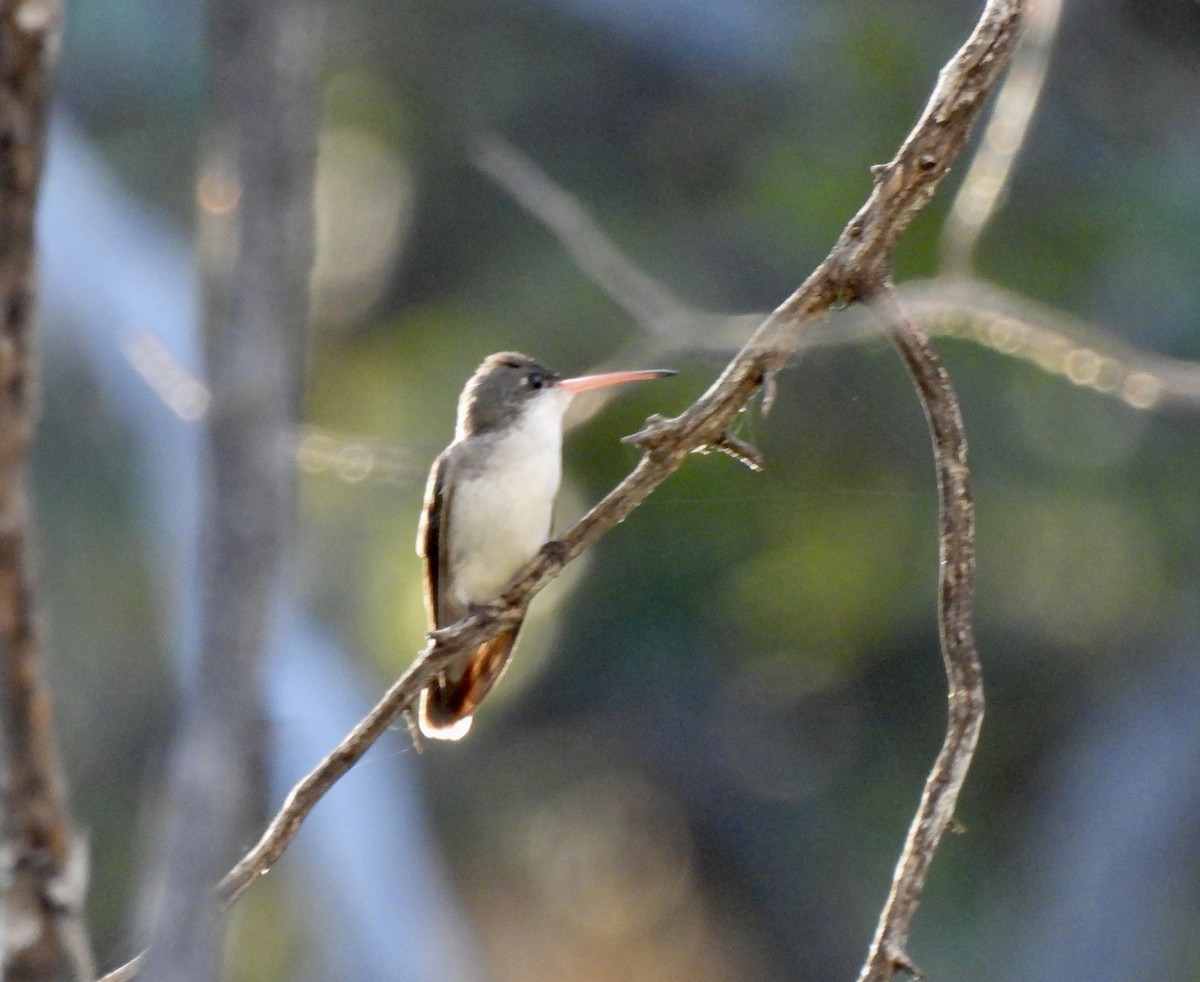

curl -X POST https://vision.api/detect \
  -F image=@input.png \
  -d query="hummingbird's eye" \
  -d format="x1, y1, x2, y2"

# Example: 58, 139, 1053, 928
527, 372, 544, 389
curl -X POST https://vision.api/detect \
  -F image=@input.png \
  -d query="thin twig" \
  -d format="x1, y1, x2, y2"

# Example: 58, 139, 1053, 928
855, 284, 982, 981
471, 135, 703, 339
0, 2, 95, 979
896, 276, 1200, 409
475, 123, 1200, 416
471, 133, 762, 360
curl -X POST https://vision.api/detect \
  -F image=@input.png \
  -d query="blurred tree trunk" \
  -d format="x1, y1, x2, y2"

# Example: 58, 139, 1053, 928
0, 2, 94, 980
137, 0, 322, 978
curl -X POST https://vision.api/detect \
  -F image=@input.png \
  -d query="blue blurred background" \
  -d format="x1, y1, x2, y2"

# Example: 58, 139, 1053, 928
35, 0, 1200, 979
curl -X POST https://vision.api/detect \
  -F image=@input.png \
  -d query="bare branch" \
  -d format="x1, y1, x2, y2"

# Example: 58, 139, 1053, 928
0, 2, 95, 979
98, 5, 1025, 978
474, 123, 1200, 418
471, 135, 703, 340
855, 284, 982, 982
210, 0, 1023, 927
897, 276, 1200, 409
472, 133, 763, 360
213, 611, 515, 905
941, 0, 1062, 274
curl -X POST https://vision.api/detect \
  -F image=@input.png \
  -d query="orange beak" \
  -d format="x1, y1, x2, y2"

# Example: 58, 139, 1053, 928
558, 368, 676, 394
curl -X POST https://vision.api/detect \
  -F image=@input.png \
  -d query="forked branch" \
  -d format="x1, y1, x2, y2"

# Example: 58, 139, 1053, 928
103, 0, 1025, 978
218, 0, 1022, 919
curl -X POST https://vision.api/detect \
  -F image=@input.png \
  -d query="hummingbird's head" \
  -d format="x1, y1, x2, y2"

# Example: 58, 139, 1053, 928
455, 351, 677, 438
456, 352, 560, 437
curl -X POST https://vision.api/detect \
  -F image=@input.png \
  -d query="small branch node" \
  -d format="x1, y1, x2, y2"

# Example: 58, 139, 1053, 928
623, 412, 676, 449
889, 945, 925, 980
698, 431, 764, 472
198, 0, 1016, 947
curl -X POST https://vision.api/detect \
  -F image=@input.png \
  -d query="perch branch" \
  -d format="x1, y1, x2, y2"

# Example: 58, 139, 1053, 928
475, 129, 1200, 416
0, 2, 95, 979
214, 0, 1023, 917
100, 2, 1024, 977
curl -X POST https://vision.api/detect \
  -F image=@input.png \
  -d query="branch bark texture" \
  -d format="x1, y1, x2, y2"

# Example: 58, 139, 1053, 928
856, 285, 982, 980
0, 2, 95, 980
215, 2, 1024, 947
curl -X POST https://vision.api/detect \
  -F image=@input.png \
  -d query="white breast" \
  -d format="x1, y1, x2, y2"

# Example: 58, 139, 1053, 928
447, 392, 565, 605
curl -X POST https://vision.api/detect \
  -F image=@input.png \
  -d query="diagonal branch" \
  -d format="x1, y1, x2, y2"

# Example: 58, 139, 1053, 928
474, 110, 1200, 418
471, 135, 697, 338
215, 0, 1023, 916
100, 1, 1025, 977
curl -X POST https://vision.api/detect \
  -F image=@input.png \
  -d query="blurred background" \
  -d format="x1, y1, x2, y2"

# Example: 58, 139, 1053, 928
35, 0, 1200, 979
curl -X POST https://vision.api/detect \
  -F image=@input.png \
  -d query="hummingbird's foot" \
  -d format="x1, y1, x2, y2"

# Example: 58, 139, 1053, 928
467, 599, 520, 627
401, 707, 426, 754
623, 413, 673, 449
540, 538, 569, 566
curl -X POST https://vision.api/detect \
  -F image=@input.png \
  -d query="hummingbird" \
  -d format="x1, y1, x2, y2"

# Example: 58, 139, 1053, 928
415, 351, 675, 740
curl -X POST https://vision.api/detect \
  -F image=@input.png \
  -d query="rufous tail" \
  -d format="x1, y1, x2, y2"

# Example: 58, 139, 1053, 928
418, 626, 520, 741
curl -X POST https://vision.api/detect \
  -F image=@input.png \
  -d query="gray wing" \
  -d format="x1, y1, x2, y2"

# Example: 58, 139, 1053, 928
415, 444, 523, 741
417, 448, 453, 630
